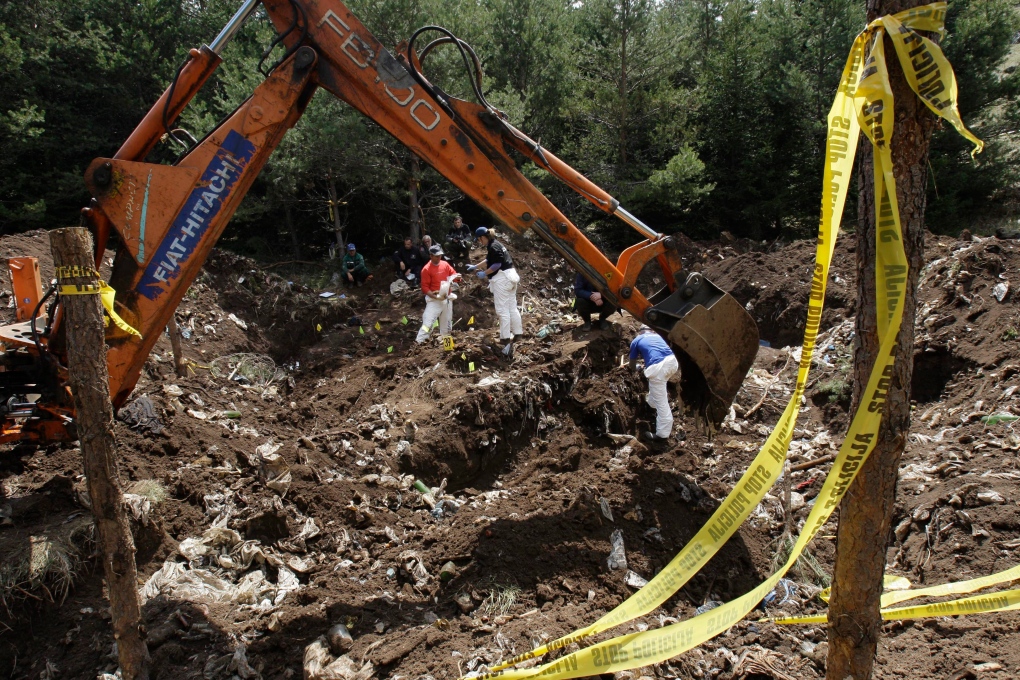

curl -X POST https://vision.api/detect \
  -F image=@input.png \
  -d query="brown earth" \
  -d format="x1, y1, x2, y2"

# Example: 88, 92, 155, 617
1, 228, 1019, 679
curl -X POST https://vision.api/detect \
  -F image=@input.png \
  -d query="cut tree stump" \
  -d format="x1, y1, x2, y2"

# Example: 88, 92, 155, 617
50, 228, 150, 680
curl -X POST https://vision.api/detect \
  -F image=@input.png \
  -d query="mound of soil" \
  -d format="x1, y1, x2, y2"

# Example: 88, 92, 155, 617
2, 229, 1020, 680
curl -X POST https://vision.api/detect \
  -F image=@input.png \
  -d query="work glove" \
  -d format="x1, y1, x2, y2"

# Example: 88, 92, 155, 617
465, 264, 477, 272
476, 270, 487, 279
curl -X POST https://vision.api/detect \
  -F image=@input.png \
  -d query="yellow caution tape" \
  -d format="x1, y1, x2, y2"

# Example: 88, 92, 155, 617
56, 265, 100, 279
58, 281, 142, 339
770, 564, 1020, 624
816, 574, 912, 603
469, 5, 980, 679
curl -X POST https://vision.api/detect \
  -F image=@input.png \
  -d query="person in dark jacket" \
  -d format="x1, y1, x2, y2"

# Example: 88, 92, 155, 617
392, 236, 425, 283
574, 273, 617, 331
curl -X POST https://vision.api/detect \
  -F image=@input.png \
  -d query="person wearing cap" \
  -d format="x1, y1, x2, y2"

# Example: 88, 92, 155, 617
341, 243, 373, 287
574, 273, 617, 331
416, 244, 461, 343
629, 326, 679, 446
467, 227, 522, 342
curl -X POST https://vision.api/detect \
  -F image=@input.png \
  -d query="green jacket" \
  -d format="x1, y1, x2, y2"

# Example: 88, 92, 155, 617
342, 252, 369, 275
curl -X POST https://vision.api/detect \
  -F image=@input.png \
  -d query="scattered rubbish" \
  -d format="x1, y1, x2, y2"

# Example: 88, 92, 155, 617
977, 490, 1006, 504
228, 313, 249, 330
187, 409, 207, 420
326, 623, 354, 654
303, 637, 374, 680
624, 570, 648, 588
117, 395, 164, 434
993, 281, 1010, 302
607, 529, 627, 571
431, 499, 460, 519
981, 413, 1019, 425
256, 441, 292, 496
439, 561, 457, 582
599, 497, 614, 522
762, 578, 798, 607
319, 291, 337, 298
163, 384, 184, 397
696, 600, 723, 615
476, 376, 505, 388
390, 279, 410, 295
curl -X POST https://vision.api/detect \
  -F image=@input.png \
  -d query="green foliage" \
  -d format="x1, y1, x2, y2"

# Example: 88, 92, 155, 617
1, 0, 1017, 255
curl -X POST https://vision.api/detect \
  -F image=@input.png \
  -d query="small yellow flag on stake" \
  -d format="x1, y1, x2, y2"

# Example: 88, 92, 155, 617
443, 336, 455, 351
401, 316, 408, 325
468, 316, 474, 325
316, 324, 322, 332
359, 326, 364, 335
387, 346, 393, 353
374, 321, 381, 331
468, 362, 475, 372
461, 353, 466, 360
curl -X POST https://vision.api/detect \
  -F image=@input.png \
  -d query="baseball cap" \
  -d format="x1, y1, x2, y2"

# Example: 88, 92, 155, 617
346, 243, 356, 251
475, 227, 488, 238
429, 244, 444, 256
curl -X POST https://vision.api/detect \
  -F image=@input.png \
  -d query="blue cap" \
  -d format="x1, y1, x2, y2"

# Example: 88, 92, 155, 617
475, 227, 489, 238
347, 243, 356, 251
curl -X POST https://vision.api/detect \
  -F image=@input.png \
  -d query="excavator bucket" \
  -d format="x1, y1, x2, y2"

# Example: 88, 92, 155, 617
649, 272, 759, 425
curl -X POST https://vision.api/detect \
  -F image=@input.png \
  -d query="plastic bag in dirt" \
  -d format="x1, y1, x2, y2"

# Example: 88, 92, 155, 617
607, 529, 627, 571
117, 395, 164, 434
140, 561, 235, 605
390, 279, 410, 295
123, 493, 151, 525
304, 637, 375, 680
762, 578, 799, 608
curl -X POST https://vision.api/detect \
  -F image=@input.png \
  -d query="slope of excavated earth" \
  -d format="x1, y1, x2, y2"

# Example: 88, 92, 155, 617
1, 229, 1020, 679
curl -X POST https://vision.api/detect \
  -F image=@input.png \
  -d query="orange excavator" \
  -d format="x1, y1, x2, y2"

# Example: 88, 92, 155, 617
0, 0, 759, 445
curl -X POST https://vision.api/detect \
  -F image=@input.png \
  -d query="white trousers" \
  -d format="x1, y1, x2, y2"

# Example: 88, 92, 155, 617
488, 269, 522, 340
644, 354, 679, 437
416, 296, 452, 343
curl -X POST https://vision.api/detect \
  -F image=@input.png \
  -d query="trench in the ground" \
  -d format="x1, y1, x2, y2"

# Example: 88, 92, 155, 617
911, 347, 973, 403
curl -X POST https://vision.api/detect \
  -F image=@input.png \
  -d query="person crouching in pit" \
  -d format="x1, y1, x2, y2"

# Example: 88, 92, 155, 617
629, 326, 679, 447
416, 245, 461, 343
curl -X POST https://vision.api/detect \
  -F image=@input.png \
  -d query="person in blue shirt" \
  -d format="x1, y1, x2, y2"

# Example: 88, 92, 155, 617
629, 326, 679, 445
574, 273, 617, 331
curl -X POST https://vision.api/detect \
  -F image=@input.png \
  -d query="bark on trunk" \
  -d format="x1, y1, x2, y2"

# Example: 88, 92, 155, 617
409, 155, 421, 241
825, 2, 936, 677
328, 171, 344, 249
167, 312, 187, 378
50, 228, 150, 680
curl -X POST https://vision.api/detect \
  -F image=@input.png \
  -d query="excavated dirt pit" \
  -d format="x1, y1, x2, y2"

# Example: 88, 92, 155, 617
2, 229, 1020, 679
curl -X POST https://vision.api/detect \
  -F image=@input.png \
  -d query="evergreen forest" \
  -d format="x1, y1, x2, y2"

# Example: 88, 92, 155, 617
2, 0, 1019, 259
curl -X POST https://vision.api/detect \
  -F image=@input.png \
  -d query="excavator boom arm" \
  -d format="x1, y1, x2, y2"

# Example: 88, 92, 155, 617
0, 0, 758, 445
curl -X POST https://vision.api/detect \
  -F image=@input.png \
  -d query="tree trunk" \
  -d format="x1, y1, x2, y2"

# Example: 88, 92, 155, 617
50, 228, 150, 680
409, 155, 421, 241
327, 170, 344, 249
285, 201, 302, 260
825, 2, 936, 678
166, 312, 187, 378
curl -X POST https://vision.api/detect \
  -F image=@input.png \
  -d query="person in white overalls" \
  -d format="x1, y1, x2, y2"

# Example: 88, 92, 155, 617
416, 245, 461, 343
468, 227, 523, 344
628, 326, 679, 446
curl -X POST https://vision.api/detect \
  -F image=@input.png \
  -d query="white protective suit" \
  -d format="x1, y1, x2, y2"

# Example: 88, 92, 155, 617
416, 279, 456, 343
488, 268, 522, 340
644, 354, 679, 438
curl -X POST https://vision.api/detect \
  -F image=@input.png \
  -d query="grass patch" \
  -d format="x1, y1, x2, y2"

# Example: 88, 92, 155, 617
480, 581, 522, 617
0, 515, 94, 614
127, 479, 168, 505
816, 378, 852, 406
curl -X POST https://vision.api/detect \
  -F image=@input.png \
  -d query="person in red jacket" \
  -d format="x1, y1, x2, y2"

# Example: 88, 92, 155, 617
416, 245, 461, 343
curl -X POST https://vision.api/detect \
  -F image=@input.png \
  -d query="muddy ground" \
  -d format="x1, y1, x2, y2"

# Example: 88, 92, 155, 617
1, 227, 1019, 679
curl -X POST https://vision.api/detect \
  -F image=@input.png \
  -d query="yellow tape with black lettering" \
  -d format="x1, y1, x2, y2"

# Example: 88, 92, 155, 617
770, 564, 1020, 625
59, 281, 142, 339
55, 265, 100, 280
467, 5, 981, 679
